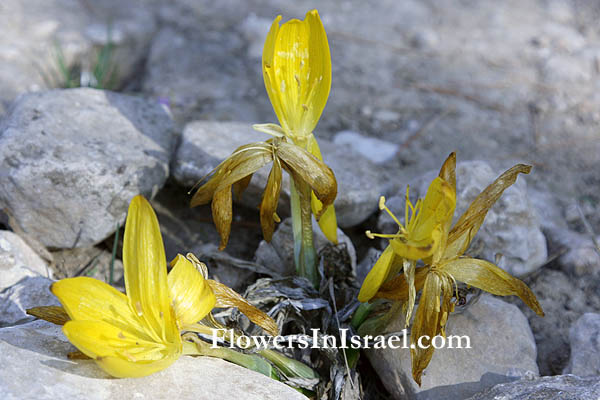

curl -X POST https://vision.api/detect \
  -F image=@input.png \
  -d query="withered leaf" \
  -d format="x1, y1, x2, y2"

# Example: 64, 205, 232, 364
26, 306, 70, 325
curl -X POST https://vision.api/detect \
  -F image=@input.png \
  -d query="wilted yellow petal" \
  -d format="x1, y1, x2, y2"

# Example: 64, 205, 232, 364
444, 164, 531, 259
260, 159, 283, 242
262, 10, 331, 138
410, 272, 447, 386
191, 143, 273, 207
212, 187, 233, 250
208, 279, 279, 336
308, 135, 338, 243
277, 141, 337, 210
168, 255, 216, 328
63, 320, 180, 378
374, 266, 429, 301
358, 245, 398, 303
123, 196, 179, 343
27, 305, 70, 325
440, 257, 544, 316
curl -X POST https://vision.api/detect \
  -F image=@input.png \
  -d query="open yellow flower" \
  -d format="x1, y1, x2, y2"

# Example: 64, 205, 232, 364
50, 196, 216, 378
373, 156, 544, 385
255, 9, 338, 244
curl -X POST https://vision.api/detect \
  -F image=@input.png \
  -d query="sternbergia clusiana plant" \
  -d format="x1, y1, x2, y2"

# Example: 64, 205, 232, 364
357, 153, 544, 385
191, 10, 337, 287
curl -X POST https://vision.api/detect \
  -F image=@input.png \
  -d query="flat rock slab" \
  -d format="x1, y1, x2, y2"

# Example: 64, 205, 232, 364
172, 120, 383, 228
367, 295, 539, 400
0, 88, 178, 248
0, 320, 308, 400
466, 375, 600, 400
564, 313, 600, 376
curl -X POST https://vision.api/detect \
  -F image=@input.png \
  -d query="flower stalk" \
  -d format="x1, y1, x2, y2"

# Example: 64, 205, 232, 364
290, 178, 318, 286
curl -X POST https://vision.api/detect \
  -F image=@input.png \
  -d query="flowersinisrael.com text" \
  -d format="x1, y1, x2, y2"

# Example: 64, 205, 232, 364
210, 328, 471, 350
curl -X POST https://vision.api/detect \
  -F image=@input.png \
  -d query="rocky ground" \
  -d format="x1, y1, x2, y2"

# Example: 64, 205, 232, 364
1, 0, 599, 399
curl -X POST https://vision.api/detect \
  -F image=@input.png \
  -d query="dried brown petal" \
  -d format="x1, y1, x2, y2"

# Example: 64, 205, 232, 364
444, 164, 531, 259
67, 350, 91, 360
374, 266, 429, 301
276, 141, 337, 210
207, 279, 279, 336
26, 306, 70, 326
233, 174, 253, 201
438, 152, 456, 192
260, 159, 283, 242
212, 187, 232, 250
440, 257, 544, 316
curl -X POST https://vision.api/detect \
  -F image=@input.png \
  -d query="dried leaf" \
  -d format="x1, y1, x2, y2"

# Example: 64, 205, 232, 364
260, 159, 283, 242
26, 306, 70, 325
444, 164, 531, 259
212, 187, 232, 250
208, 279, 279, 336
440, 257, 544, 316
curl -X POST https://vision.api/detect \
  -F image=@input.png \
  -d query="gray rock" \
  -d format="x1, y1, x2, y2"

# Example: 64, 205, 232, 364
0, 88, 178, 248
367, 295, 539, 400
0, 320, 308, 400
380, 160, 547, 277
0, 0, 158, 115
564, 313, 600, 376
0, 277, 57, 327
466, 375, 600, 400
509, 269, 600, 376
172, 121, 384, 228
255, 218, 357, 278
51, 246, 124, 286
332, 130, 399, 165
0, 231, 51, 291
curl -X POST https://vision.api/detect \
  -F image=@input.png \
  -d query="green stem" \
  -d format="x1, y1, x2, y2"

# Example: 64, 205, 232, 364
259, 349, 319, 380
290, 178, 318, 287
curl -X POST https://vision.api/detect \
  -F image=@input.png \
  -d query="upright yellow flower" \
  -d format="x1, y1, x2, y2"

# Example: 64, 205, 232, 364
51, 196, 216, 378
256, 9, 338, 243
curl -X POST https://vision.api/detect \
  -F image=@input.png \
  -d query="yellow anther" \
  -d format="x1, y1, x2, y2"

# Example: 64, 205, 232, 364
378, 196, 386, 210
366, 230, 375, 239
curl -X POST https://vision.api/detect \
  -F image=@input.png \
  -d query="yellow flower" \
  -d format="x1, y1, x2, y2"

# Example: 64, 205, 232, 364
373, 155, 544, 385
357, 154, 456, 303
261, 9, 331, 143
51, 196, 216, 378
256, 9, 338, 243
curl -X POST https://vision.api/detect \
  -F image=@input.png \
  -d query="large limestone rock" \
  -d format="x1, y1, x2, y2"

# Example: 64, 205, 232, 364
0, 88, 178, 248
0, 277, 57, 328
0, 320, 308, 399
172, 121, 383, 228
368, 295, 539, 400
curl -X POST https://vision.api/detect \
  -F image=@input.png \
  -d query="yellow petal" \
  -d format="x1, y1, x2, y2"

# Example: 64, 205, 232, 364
390, 225, 442, 261
440, 257, 544, 316
168, 255, 216, 328
438, 152, 456, 194
262, 10, 331, 138
410, 177, 456, 247
51, 277, 154, 342
358, 245, 397, 303
208, 279, 279, 336
308, 135, 338, 243
260, 158, 283, 242
277, 141, 337, 210
63, 320, 180, 378
123, 196, 178, 343
212, 187, 233, 250
445, 164, 531, 259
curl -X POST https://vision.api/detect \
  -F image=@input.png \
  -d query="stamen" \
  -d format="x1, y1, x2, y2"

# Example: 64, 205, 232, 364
378, 196, 403, 229
365, 230, 401, 240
